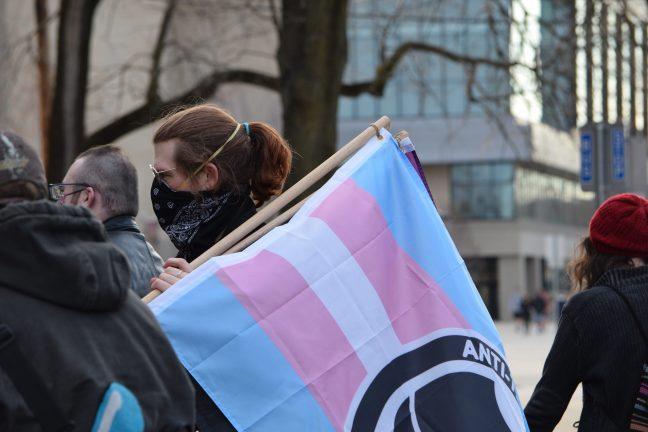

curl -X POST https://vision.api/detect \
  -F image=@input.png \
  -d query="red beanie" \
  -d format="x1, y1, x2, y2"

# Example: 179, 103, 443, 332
589, 193, 648, 256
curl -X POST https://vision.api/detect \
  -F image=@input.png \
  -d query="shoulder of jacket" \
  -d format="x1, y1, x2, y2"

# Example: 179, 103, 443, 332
563, 285, 620, 318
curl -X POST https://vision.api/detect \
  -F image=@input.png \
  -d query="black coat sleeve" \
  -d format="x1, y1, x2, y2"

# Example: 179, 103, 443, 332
524, 311, 581, 432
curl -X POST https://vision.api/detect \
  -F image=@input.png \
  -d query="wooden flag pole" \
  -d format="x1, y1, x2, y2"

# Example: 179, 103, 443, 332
223, 195, 309, 255
143, 116, 391, 304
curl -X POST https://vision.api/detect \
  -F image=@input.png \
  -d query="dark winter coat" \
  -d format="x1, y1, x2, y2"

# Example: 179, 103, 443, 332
525, 266, 648, 431
0, 201, 195, 431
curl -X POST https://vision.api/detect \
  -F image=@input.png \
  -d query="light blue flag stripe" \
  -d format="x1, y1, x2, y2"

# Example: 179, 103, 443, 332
156, 274, 333, 431
349, 136, 502, 350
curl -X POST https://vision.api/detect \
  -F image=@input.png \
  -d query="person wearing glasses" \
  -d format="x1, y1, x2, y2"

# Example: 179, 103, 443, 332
0, 131, 196, 431
147, 104, 292, 432
50, 145, 164, 297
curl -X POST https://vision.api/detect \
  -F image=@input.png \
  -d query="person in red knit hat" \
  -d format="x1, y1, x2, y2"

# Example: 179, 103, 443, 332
525, 193, 648, 432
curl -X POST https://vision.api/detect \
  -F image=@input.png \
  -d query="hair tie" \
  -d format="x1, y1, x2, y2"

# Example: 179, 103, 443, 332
242, 122, 250, 136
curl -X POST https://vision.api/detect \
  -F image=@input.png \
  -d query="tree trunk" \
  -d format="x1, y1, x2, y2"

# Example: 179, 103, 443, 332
47, 0, 100, 181
278, 0, 348, 184
34, 0, 51, 172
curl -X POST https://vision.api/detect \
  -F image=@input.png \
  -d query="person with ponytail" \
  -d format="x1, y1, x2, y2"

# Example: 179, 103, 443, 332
149, 104, 291, 289
147, 104, 292, 431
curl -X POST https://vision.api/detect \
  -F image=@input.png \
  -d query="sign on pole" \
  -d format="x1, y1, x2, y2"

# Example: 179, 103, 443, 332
580, 125, 595, 191
609, 124, 625, 182
580, 123, 630, 199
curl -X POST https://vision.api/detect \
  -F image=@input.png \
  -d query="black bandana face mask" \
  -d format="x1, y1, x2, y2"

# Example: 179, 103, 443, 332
150, 177, 232, 255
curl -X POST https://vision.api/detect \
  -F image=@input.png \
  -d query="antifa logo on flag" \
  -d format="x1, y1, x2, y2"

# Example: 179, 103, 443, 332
348, 330, 525, 432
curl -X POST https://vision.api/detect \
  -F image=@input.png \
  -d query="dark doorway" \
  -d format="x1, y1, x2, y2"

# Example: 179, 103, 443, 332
464, 257, 499, 320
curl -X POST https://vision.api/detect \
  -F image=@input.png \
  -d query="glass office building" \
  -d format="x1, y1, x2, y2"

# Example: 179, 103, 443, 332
450, 162, 592, 225
338, 0, 594, 320
340, 0, 511, 120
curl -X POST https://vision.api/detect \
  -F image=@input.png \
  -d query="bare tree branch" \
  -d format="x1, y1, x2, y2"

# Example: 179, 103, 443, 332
341, 41, 523, 97
268, 0, 281, 35
34, 0, 51, 167
85, 68, 279, 147
146, 0, 177, 103
377, 0, 407, 63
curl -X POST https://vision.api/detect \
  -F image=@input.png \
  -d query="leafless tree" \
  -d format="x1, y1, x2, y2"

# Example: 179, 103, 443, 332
5, 0, 648, 182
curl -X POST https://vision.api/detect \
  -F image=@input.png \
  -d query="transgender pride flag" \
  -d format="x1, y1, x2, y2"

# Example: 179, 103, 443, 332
149, 130, 529, 432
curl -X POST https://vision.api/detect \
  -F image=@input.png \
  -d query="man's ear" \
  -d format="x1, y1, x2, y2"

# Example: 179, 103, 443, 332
80, 186, 96, 208
200, 163, 219, 191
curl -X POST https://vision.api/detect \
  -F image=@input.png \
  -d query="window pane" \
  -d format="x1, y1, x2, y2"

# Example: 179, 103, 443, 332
451, 163, 515, 220
339, 97, 354, 120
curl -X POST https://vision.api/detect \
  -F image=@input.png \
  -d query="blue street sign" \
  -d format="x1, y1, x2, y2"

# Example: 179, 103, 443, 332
580, 132, 593, 185
610, 127, 625, 181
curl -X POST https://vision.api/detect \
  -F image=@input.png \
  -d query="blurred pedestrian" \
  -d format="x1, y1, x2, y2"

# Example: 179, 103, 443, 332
521, 294, 532, 334
0, 132, 195, 431
50, 145, 164, 297
532, 291, 548, 333
510, 293, 523, 330
525, 193, 648, 431
555, 291, 567, 323
147, 104, 293, 431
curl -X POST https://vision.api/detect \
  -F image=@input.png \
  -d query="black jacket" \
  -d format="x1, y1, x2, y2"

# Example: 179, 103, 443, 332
0, 201, 195, 431
104, 215, 164, 297
525, 266, 648, 431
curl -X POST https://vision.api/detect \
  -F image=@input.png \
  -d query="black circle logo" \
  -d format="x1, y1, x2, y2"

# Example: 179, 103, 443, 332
348, 332, 526, 431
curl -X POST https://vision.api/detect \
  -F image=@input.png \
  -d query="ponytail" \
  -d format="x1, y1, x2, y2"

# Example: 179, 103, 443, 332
248, 122, 292, 206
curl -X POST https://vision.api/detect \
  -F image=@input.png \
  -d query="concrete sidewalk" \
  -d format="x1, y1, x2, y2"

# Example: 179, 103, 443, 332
497, 321, 582, 432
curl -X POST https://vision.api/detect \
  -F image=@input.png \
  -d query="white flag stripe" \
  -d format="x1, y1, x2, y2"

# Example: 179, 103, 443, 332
266, 217, 401, 373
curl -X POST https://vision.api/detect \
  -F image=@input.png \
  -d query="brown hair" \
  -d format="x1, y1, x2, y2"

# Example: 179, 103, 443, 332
568, 236, 635, 292
153, 104, 292, 206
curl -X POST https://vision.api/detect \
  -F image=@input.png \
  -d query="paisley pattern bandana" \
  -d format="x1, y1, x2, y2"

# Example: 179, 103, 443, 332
151, 178, 232, 255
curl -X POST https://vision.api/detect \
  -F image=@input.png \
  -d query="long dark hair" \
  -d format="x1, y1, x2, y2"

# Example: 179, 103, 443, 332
568, 237, 635, 292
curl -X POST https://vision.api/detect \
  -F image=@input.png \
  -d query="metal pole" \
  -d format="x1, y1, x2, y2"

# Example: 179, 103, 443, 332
596, 123, 606, 206
630, 22, 637, 134
585, 2, 594, 122
643, 24, 648, 137
616, 14, 624, 123
601, 3, 609, 123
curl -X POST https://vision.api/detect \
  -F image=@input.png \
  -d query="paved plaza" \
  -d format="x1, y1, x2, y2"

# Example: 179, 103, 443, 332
497, 322, 583, 432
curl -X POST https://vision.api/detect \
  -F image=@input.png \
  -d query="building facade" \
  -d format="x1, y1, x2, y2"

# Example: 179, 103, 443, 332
338, 0, 596, 319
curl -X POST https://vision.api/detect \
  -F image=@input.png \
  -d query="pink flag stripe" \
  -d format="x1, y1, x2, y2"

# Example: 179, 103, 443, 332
311, 179, 470, 344
216, 250, 366, 430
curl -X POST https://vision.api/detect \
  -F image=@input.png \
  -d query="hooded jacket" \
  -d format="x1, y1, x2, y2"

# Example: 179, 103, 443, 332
0, 201, 195, 431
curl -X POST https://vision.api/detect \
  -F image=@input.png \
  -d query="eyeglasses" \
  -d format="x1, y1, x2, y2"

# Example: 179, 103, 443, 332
48, 183, 92, 202
149, 164, 176, 181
